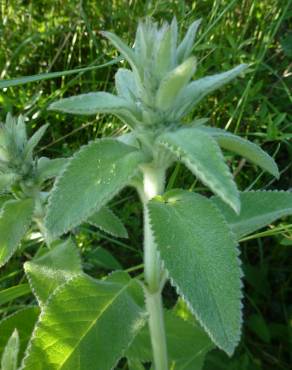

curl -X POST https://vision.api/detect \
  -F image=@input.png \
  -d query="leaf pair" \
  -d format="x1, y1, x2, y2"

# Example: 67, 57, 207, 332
148, 189, 292, 355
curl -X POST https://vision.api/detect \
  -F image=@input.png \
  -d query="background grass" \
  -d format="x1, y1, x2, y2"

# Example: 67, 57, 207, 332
0, 0, 291, 369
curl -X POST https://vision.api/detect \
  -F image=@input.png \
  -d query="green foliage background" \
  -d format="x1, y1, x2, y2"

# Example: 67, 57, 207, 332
0, 0, 291, 369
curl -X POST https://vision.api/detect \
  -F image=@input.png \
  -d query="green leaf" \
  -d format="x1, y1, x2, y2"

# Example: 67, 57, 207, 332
24, 238, 82, 306
0, 199, 34, 267
24, 124, 49, 160
0, 307, 40, 361
158, 127, 240, 213
177, 19, 201, 63
127, 310, 213, 369
155, 25, 175, 78
45, 139, 145, 239
0, 174, 17, 194
22, 274, 146, 370
0, 284, 31, 306
115, 68, 138, 101
156, 57, 197, 111
49, 91, 138, 116
1, 329, 19, 370
173, 64, 248, 119
86, 246, 122, 270
148, 190, 242, 355
212, 191, 292, 239
36, 157, 68, 182
100, 31, 141, 77
200, 127, 279, 178
87, 206, 128, 238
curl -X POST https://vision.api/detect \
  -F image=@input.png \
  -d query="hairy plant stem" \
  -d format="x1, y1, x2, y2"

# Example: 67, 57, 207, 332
141, 164, 168, 370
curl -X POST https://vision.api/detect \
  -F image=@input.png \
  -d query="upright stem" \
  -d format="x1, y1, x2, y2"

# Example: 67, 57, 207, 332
140, 164, 168, 370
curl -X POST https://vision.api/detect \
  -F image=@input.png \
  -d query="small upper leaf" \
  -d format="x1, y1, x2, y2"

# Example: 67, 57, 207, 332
176, 19, 201, 63
101, 31, 141, 78
24, 238, 82, 306
1, 329, 19, 370
212, 191, 292, 239
36, 157, 68, 182
115, 68, 138, 101
148, 190, 243, 355
172, 64, 248, 119
0, 199, 34, 267
87, 206, 128, 238
45, 139, 145, 239
22, 274, 146, 370
158, 127, 240, 213
156, 57, 197, 111
200, 127, 279, 178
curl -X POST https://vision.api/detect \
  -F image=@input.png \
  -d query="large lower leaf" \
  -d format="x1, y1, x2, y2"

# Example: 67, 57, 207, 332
0, 307, 40, 361
22, 274, 146, 370
212, 191, 292, 239
45, 139, 145, 239
87, 206, 128, 238
0, 199, 34, 267
158, 128, 240, 213
127, 310, 213, 370
148, 190, 242, 355
24, 238, 82, 306
200, 127, 279, 178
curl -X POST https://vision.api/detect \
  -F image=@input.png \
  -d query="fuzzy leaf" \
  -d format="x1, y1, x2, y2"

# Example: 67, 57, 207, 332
158, 127, 240, 213
24, 238, 82, 306
200, 127, 279, 178
45, 139, 145, 239
177, 19, 201, 63
173, 64, 248, 118
49, 91, 138, 116
0, 173, 17, 193
148, 190, 243, 355
156, 57, 197, 111
22, 274, 146, 370
1, 329, 19, 370
0, 307, 40, 362
155, 25, 175, 78
87, 206, 128, 238
127, 310, 213, 369
24, 124, 49, 160
0, 199, 34, 267
212, 191, 292, 239
100, 31, 141, 77
36, 157, 68, 182
115, 68, 138, 101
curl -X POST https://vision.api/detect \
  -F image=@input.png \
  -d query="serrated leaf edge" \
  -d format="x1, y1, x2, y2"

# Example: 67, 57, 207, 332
45, 139, 144, 239
0, 199, 34, 268
148, 196, 244, 355
21, 273, 146, 370
158, 135, 240, 213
